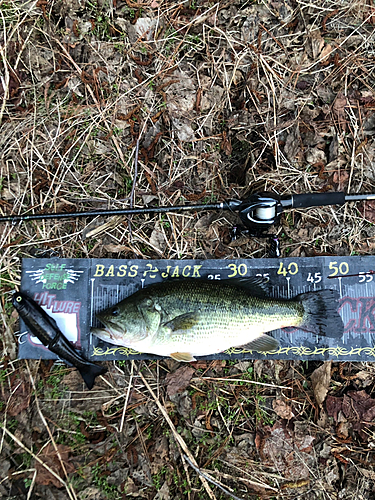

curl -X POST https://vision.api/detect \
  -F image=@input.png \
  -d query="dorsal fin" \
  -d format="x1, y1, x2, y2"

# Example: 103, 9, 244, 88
221, 276, 270, 297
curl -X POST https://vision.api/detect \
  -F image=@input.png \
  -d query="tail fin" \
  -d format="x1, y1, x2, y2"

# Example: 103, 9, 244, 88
297, 289, 343, 338
78, 363, 107, 390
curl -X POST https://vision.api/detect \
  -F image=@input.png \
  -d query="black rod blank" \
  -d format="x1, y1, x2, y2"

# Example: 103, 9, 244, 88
1, 191, 375, 225
0, 202, 225, 223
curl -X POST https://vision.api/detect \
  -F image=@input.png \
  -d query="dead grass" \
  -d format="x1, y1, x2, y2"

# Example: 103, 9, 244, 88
1, 0, 375, 498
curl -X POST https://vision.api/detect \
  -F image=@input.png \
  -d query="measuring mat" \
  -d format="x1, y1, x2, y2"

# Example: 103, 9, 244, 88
17, 257, 375, 362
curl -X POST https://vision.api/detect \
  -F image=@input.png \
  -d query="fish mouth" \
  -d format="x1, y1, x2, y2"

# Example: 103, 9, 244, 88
91, 319, 129, 341
91, 326, 121, 345
95, 315, 126, 335
91, 326, 138, 349
91, 325, 121, 338
91, 327, 111, 337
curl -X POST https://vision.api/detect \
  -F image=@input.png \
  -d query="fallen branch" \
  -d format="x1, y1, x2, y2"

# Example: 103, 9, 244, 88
183, 454, 243, 500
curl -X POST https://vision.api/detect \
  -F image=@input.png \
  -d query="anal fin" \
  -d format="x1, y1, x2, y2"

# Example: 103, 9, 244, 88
240, 334, 279, 353
170, 352, 196, 362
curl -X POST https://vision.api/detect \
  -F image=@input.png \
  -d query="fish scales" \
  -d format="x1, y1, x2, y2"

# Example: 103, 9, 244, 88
92, 277, 343, 362
146, 281, 302, 349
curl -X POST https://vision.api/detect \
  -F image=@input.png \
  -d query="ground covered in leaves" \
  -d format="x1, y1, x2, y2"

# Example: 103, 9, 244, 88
1, 0, 375, 498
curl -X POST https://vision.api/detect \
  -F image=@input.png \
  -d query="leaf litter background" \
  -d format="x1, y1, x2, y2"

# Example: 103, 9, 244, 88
1, 0, 375, 498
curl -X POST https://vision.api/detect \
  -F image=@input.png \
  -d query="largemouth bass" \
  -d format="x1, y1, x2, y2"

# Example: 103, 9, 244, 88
13, 292, 107, 389
92, 278, 343, 362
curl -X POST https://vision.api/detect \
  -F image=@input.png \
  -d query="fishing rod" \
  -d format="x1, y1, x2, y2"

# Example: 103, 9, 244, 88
1, 191, 375, 235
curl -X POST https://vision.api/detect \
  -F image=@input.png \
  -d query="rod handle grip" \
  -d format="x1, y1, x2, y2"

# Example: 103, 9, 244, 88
291, 192, 345, 208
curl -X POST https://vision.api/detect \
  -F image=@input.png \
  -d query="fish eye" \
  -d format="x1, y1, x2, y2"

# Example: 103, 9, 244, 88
16, 295, 22, 303
111, 307, 119, 316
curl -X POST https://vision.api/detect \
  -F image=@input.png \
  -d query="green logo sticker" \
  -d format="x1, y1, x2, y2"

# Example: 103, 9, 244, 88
27, 263, 83, 290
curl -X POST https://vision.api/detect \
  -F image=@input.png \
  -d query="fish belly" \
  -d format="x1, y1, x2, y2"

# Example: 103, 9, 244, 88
148, 303, 301, 357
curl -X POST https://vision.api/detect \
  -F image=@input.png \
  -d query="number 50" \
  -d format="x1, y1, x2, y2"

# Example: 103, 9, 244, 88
328, 261, 349, 277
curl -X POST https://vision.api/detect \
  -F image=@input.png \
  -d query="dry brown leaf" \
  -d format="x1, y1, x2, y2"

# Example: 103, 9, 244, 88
327, 390, 375, 441
326, 395, 342, 421
62, 369, 85, 391
361, 201, 375, 223
260, 421, 314, 480
103, 244, 133, 253
354, 370, 374, 387
6, 381, 31, 417
220, 131, 232, 156
306, 147, 326, 166
150, 436, 169, 474
194, 213, 215, 231
320, 43, 333, 61
149, 222, 167, 254
332, 169, 349, 187
125, 477, 147, 497
165, 365, 195, 397
332, 93, 348, 130
209, 359, 226, 370
311, 361, 331, 407
35, 443, 74, 488
348, 390, 375, 421
336, 421, 349, 440
154, 481, 171, 500
272, 398, 294, 420
82, 216, 124, 239
183, 190, 207, 201
191, 360, 207, 369
307, 30, 324, 60
358, 467, 375, 480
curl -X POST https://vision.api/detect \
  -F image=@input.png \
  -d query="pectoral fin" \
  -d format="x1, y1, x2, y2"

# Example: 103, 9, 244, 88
163, 312, 199, 332
240, 335, 279, 353
170, 352, 196, 362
